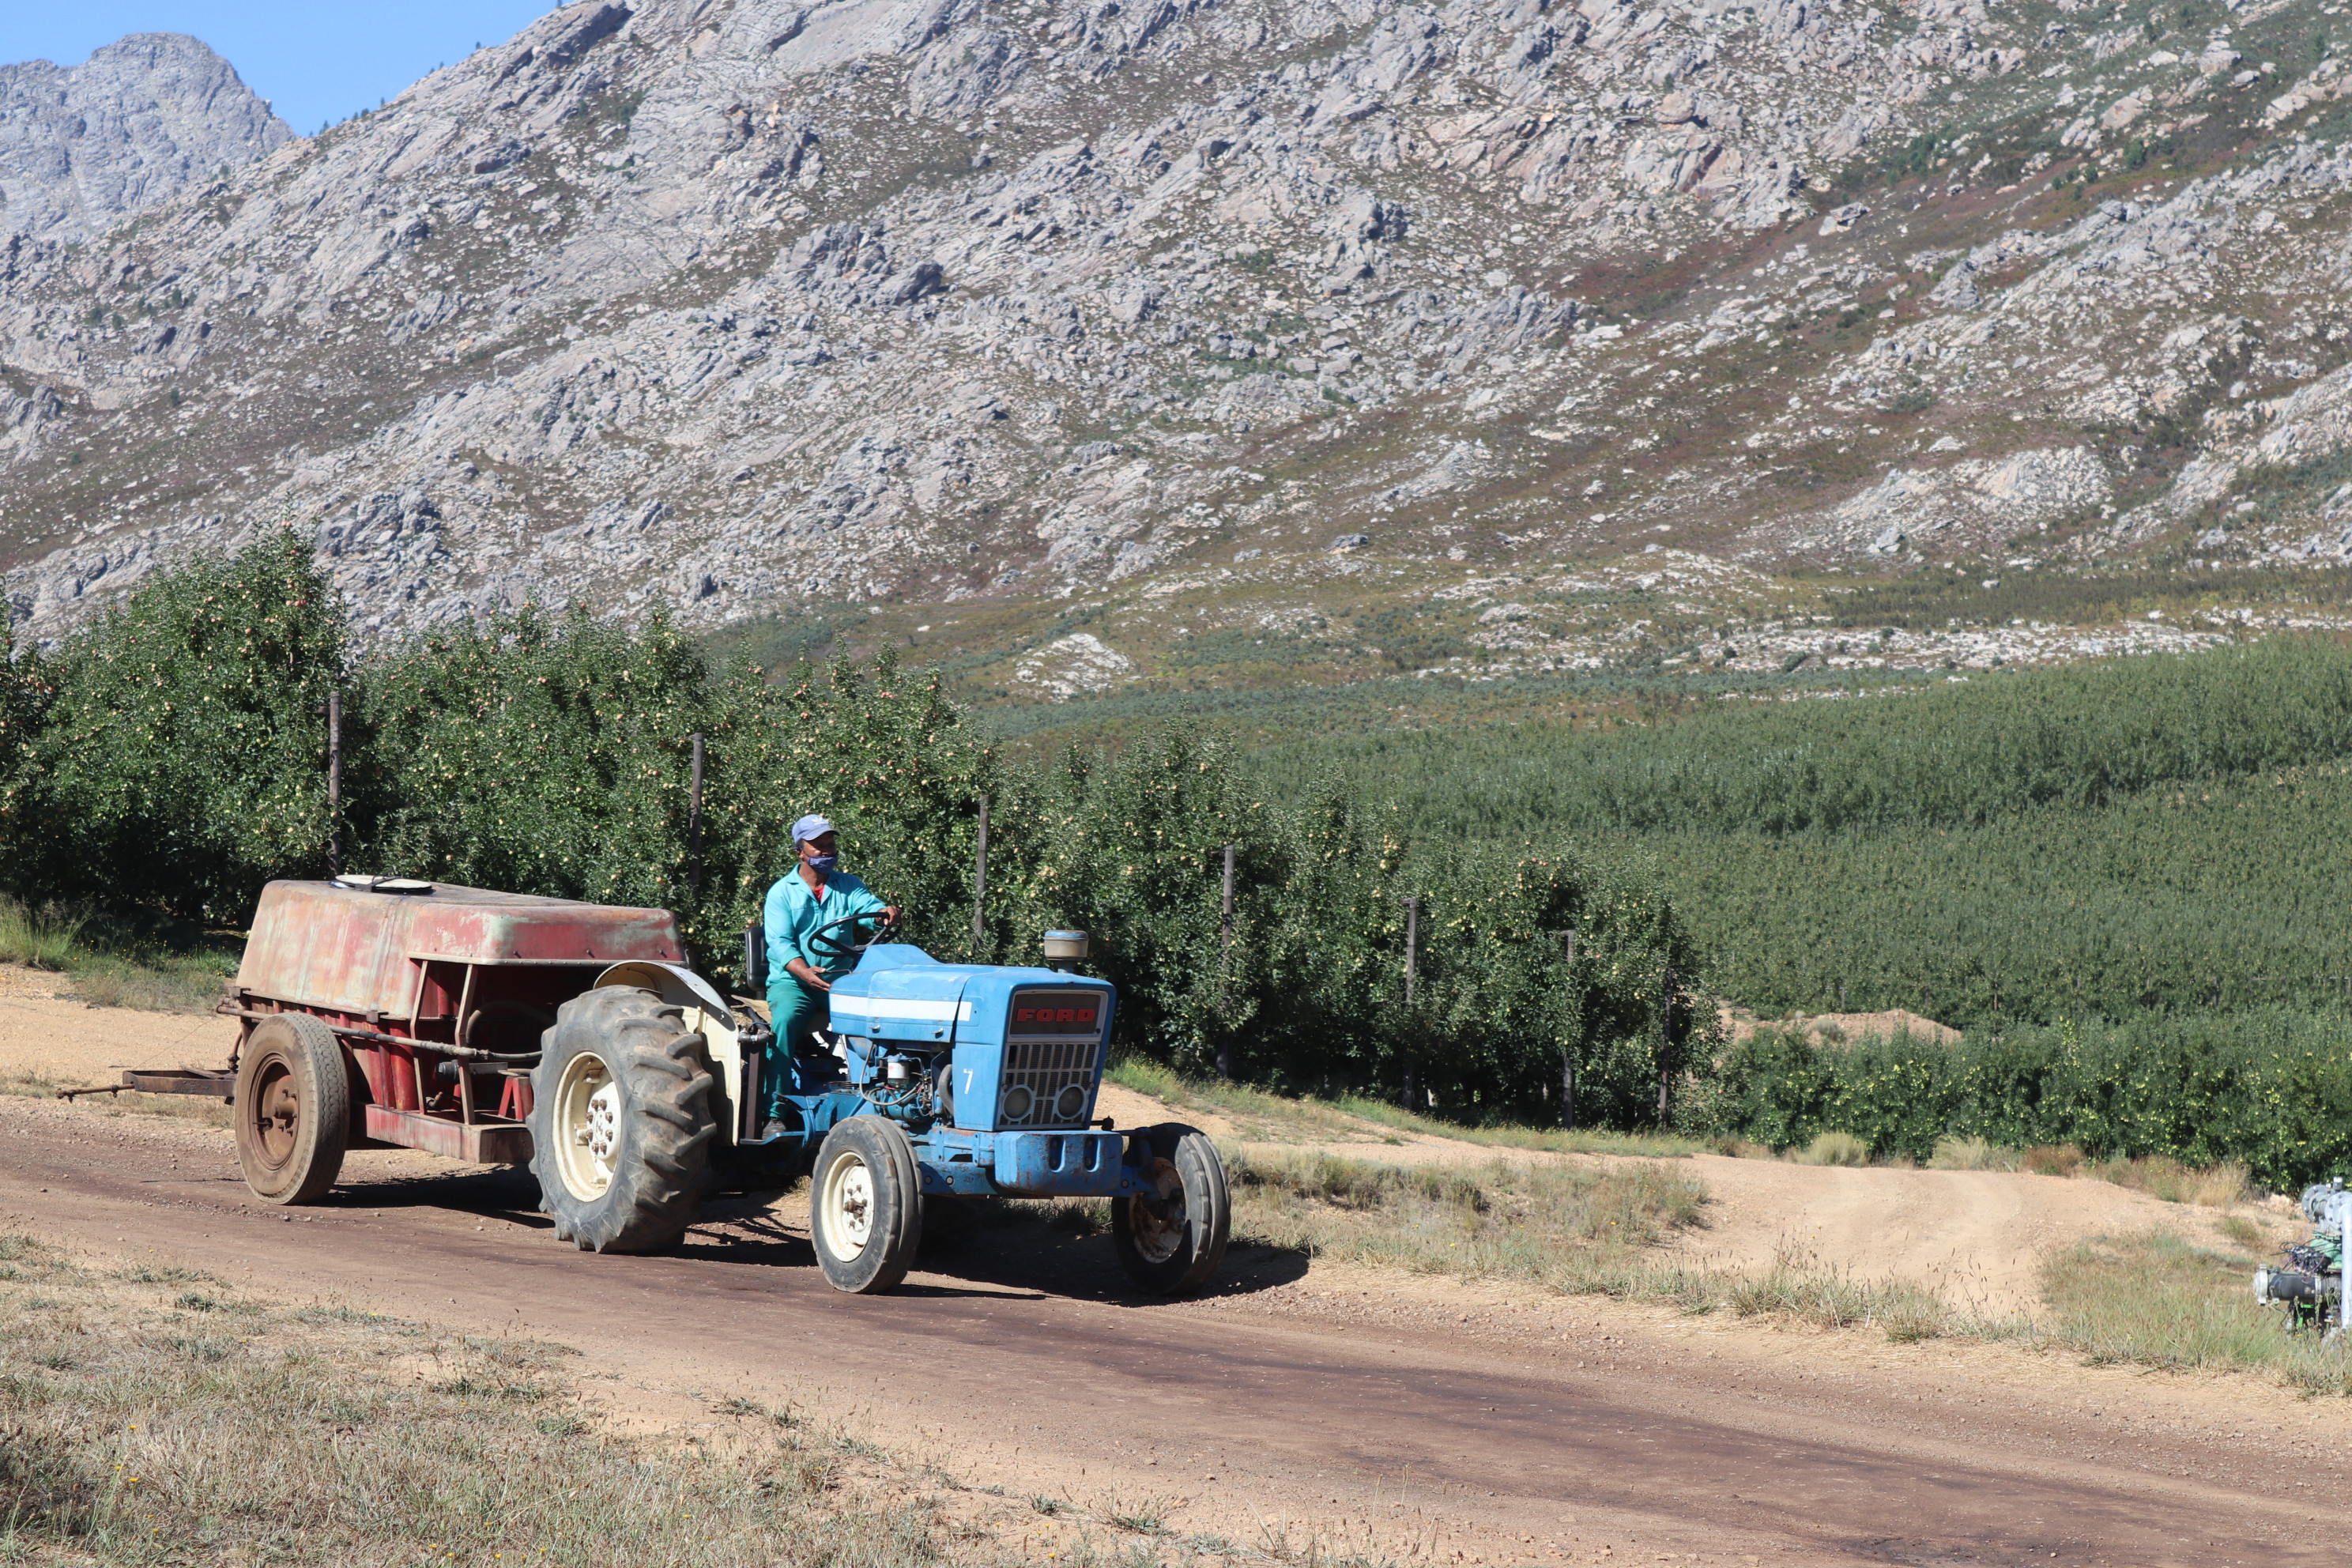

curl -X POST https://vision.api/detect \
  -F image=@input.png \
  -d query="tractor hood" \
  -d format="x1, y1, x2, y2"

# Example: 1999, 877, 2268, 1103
827, 944, 1116, 1053
828, 945, 974, 1045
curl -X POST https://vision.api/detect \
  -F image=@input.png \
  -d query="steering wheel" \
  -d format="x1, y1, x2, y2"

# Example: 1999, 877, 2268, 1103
805, 908, 899, 965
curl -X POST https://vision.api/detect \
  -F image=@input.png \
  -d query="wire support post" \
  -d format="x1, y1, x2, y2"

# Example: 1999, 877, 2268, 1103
1216, 841, 1235, 1082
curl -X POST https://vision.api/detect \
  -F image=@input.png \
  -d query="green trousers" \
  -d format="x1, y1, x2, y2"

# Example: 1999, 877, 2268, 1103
763, 974, 841, 1113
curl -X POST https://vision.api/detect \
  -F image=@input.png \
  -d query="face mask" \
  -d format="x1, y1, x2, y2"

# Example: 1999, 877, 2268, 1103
805, 852, 839, 873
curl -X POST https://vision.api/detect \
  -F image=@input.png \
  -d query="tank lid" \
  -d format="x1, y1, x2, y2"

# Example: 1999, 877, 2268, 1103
330, 874, 435, 895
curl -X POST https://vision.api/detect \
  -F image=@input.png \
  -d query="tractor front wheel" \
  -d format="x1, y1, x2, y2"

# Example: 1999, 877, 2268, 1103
1113, 1126, 1229, 1295
809, 1116, 924, 1294
530, 986, 718, 1253
234, 1013, 352, 1205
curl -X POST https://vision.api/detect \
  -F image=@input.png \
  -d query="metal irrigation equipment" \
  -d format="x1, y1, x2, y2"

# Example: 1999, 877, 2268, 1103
2252, 1176, 2350, 1337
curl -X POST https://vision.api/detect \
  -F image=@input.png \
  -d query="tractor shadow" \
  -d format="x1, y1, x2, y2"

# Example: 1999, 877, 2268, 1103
317, 1166, 552, 1228
677, 1189, 1310, 1305
317, 1174, 1312, 1306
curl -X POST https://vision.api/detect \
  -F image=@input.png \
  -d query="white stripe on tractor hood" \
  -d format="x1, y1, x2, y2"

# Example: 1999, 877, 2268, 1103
835, 994, 974, 1023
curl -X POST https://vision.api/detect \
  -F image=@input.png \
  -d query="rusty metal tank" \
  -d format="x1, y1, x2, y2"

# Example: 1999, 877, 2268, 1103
237, 878, 685, 1020
226, 877, 690, 1169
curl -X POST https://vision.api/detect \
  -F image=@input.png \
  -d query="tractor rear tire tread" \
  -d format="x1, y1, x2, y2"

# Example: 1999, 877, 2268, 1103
529, 986, 718, 1254
628, 1047, 698, 1082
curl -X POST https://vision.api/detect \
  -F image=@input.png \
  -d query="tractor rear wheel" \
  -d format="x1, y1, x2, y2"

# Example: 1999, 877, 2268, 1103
1113, 1126, 1229, 1295
809, 1115, 924, 1294
234, 1014, 352, 1205
530, 986, 718, 1253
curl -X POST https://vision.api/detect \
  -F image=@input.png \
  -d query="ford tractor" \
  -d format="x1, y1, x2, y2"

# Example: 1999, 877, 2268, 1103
206, 877, 1229, 1295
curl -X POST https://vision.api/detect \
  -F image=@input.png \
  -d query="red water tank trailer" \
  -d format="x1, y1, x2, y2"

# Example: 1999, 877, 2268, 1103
222, 877, 688, 1200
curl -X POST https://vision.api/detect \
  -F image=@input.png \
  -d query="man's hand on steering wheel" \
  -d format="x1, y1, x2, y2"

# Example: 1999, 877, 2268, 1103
802, 906, 903, 969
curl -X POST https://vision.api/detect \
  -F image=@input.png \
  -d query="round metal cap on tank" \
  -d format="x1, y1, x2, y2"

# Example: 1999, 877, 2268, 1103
1042, 929, 1090, 970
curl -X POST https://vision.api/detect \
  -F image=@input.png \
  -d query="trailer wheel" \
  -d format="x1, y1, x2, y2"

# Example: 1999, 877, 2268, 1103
234, 1014, 352, 1205
530, 986, 717, 1253
809, 1115, 923, 1294
1113, 1126, 1229, 1295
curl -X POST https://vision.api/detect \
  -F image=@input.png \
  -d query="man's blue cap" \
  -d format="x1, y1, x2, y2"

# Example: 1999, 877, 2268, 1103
792, 813, 835, 845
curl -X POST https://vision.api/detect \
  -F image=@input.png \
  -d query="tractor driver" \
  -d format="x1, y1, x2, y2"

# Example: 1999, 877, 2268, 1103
761, 814, 899, 1133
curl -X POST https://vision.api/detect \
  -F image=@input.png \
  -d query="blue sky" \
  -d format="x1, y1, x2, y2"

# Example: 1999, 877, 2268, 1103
1, 2, 560, 136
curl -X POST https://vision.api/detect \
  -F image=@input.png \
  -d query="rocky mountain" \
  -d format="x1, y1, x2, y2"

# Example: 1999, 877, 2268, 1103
0, 33, 290, 243
6, 0, 2352, 695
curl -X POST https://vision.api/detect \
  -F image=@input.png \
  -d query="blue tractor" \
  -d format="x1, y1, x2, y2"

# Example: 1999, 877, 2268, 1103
527, 908, 1230, 1296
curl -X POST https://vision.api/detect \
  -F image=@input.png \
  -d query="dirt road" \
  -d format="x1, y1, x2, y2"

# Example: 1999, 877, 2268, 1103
4, 1087, 2345, 1568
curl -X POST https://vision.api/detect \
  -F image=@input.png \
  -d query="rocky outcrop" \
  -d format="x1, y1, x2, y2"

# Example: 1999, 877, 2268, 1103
8, 0, 2352, 646
1798, 448, 2113, 561
0, 34, 290, 241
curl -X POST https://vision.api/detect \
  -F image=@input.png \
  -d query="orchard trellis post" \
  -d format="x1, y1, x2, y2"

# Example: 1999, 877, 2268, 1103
325, 687, 341, 879
1401, 893, 1419, 1112
1216, 841, 1235, 1081
1656, 963, 1679, 1125
1561, 925, 1577, 1132
686, 732, 705, 894
971, 794, 990, 949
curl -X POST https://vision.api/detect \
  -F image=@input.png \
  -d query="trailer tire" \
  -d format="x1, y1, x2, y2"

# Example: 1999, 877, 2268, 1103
530, 986, 717, 1254
809, 1114, 924, 1294
1113, 1125, 1229, 1295
234, 1013, 352, 1205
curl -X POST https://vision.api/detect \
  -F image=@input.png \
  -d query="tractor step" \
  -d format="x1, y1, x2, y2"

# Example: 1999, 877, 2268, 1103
363, 1105, 533, 1165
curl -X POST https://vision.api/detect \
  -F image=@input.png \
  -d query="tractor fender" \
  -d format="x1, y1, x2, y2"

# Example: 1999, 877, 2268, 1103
596, 960, 731, 1020
595, 961, 748, 1144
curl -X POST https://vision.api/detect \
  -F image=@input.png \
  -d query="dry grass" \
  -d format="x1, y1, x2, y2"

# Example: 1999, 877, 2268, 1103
1216, 1148, 2346, 1381
1226, 1147, 1708, 1285
1106, 1058, 1710, 1159
60, 961, 232, 1016
2022, 1144, 2084, 1177
0, 897, 239, 1014
0, 897, 83, 971
0, 1234, 964, 1566
1718, 1245, 1959, 1344
0, 1072, 232, 1129
2040, 1231, 2352, 1396
2013, 1145, 2251, 1205
1790, 1132, 1869, 1167
1928, 1136, 2020, 1171
2090, 1155, 2251, 1207
2216, 1213, 2267, 1248
1216, 1146, 2016, 1344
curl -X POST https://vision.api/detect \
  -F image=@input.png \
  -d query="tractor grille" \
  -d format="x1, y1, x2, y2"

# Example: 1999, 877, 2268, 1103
1000, 1038, 1100, 1129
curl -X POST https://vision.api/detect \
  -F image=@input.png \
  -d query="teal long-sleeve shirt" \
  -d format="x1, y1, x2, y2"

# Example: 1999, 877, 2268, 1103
763, 868, 888, 979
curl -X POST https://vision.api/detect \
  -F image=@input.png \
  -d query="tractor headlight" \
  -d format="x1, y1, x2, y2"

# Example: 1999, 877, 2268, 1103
1001, 1084, 1034, 1121
1055, 1084, 1088, 1121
